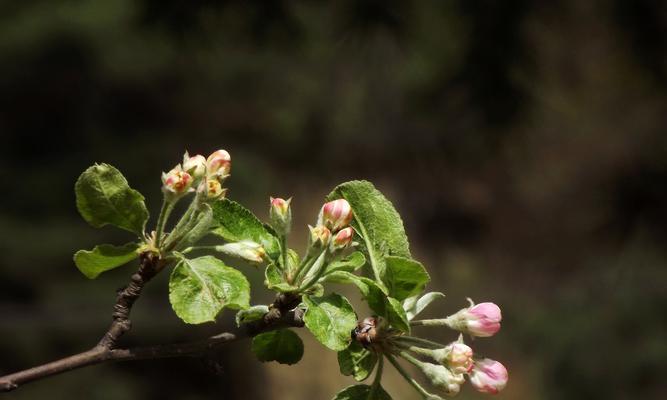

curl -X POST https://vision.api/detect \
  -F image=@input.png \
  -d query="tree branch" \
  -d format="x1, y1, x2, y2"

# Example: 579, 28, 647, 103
0, 253, 304, 393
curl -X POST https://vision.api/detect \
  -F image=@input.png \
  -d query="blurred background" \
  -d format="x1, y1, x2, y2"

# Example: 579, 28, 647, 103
1, 0, 666, 399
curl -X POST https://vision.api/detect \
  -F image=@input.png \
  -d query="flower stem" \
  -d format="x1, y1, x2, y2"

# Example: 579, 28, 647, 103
385, 354, 434, 399
155, 196, 176, 249
394, 336, 444, 349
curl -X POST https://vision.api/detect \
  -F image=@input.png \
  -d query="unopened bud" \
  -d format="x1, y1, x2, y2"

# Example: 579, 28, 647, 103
269, 197, 292, 235
308, 225, 331, 249
207, 149, 231, 178
446, 301, 502, 337
319, 199, 353, 232
469, 358, 508, 394
421, 363, 465, 396
182, 152, 207, 181
162, 166, 193, 195
431, 341, 474, 374
330, 227, 354, 251
216, 240, 265, 263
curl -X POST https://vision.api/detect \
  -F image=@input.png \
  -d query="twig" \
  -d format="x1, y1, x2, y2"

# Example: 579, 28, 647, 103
0, 253, 304, 393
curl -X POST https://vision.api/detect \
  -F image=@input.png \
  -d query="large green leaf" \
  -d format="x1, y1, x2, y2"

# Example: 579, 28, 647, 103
326, 181, 410, 288
169, 256, 250, 324
75, 163, 149, 235
251, 329, 304, 365
338, 341, 378, 382
210, 199, 280, 260
332, 385, 392, 400
303, 293, 357, 351
384, 256, 430, 301
73, 243, 140, 279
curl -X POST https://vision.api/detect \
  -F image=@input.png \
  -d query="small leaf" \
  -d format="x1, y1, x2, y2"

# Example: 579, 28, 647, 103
169, 256, 250, 324
386, 297, 410, 333
265, 263, 298, 292
384, 256, 430, 301
326, 181, 410, 288
332, 384, 392, 400
236, 305, 269, 327
73, 243, 140, 279
404, 292, 446, 321
303, 293, 358, 351
251, 329, 304, 365
338, 341, 377, 382
210, 199, 280, 261
75, 163, 149, 235
324, 251, 366, 275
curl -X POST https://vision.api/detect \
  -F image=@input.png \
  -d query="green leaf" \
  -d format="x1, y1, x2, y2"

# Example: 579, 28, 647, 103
384, 256, 430, 301
236, 305, 269, 327
251, 329, 304, 365
321, 271, 386, 316
73, 243, 140, 279
169, 256, 250, 324
332, 384, 392, 400
303, 293, 358, 351
386, 297, 410, 333
210, 199, 280, 261
75, 163, 149, 235
324, 251, 366, 275
403, 292, 446, 321
326, 181, 410, 288
338, 341, 377, 382
265, 263, 298, 292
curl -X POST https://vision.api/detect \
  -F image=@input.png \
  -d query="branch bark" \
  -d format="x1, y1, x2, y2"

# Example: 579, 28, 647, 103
0, 253, 304, 393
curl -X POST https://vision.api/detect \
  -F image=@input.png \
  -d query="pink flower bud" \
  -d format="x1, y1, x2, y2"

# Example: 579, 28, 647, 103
433, 342, 474, 374
469, 358, 508, 394
308, 225, 331, 249
206, 149, 231, 177
446, 301, 502, 337
162, 166, 193, 195
319, 199, 353, 231
182, 152, 207, 181
331, 227, 354, 250
269, 197, 292, 235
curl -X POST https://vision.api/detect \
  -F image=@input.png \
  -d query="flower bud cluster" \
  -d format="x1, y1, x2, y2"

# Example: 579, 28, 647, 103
162, 149, 231, 201
404, 335, 508, 397
311, 199, 354, 253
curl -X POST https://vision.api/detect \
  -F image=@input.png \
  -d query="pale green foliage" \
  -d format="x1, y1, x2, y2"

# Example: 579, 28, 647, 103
265, 263, 298, 292
73, 243, 140, 279
235, 305, 269, 326
75, 163, 149, 235
384, 256, 430, 301
326, 180, 410, 289
303, 293, 358, 351
386, 297, 410, 333
403, 292, 446, 321
210, 199, 280, 260
332, 384, 392, 400
338, 341, 378, 381
168, 256, 250, 324
251, 329, 304, 365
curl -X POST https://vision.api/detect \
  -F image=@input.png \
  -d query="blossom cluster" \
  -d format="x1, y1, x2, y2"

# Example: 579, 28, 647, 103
395, 300, 508, 397
162, 149, 231, 200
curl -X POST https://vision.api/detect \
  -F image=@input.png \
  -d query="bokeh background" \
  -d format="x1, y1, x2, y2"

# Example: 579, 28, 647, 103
1, 1, 666, 399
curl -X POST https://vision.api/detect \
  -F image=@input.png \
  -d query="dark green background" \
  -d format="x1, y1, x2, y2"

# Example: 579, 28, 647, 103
1, 1, 666, 399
